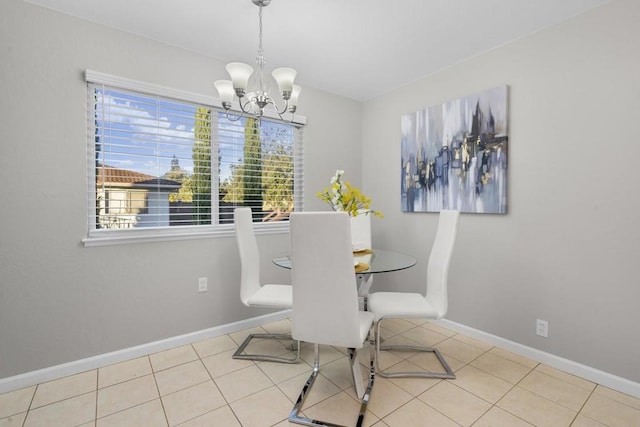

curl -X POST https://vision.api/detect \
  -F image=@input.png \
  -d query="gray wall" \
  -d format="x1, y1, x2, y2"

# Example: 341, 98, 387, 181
0, 0, 362, 379
362, 0, 640, 382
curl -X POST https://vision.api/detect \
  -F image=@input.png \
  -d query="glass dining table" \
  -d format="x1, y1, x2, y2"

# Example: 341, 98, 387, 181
272, 248, 417, 274
273, 249, 417, 310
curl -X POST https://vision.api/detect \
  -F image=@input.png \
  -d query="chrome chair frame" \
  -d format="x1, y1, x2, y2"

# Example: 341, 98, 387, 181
375, 316, 454, 379
289, 342, 375, 427
232, 332, 300, 363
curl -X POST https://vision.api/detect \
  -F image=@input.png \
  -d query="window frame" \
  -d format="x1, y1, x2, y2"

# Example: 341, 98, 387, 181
83, 70, 305, 247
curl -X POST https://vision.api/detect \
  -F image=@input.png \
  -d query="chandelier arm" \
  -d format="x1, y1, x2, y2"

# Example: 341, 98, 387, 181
223, 109, 243, 122
271, 101, 296, 123
266, 97, 290, 116
238, 96, 258, 116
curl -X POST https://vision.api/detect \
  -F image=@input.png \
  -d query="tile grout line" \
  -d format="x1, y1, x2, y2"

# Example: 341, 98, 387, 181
449, 344, 503, 426
202, 338, 245, 427
493, 358, 541, 418
147, 354, 170, 427
516, 367, 596, 415
494, 361, 594, 426
20, 383, 37, 427
569, 386, 598, 427
94, 368, 98, 426
441, 344, 534, 426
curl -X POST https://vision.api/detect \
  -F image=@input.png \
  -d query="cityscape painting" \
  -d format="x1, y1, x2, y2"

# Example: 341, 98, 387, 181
401, 85, 508, 214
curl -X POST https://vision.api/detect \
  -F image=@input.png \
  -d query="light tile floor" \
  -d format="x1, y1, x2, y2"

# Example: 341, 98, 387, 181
2, 319, 640, 426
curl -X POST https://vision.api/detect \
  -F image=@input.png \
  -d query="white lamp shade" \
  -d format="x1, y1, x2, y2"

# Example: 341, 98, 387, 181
226, 62, 254, 91
289, 85, 302, 107
214, 80, 235, 103
272, 67, 297, 94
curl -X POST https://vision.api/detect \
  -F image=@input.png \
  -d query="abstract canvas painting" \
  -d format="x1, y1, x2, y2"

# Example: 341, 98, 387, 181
401, 85, 508, 214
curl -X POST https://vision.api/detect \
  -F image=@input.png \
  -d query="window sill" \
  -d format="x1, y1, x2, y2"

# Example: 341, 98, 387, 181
82, 222, 290, 247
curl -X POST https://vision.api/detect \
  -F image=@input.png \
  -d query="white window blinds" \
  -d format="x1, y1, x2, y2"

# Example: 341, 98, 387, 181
85, 71, 304, 243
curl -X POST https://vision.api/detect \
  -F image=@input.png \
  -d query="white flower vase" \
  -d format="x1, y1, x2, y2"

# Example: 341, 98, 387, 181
349, 211, 371, 252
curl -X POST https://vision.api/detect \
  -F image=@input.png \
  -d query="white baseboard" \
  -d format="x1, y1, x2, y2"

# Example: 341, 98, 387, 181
436, 319, 640, 399
2, 312, 638, 400
0, 310, 291, 394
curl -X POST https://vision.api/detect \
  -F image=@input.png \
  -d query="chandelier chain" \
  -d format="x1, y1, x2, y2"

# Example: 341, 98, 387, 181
256, 2, 265, 69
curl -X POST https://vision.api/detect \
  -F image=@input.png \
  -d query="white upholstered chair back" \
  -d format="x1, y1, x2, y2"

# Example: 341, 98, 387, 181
289, 212, 364, 349
234, 207, 261, 306
425, 209, 460, 318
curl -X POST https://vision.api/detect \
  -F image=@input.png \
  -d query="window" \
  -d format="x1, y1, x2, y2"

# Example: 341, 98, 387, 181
85, 71, 304, 245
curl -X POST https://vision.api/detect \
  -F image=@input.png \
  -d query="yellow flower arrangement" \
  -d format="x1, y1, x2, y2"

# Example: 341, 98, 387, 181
316, 170, 383, 218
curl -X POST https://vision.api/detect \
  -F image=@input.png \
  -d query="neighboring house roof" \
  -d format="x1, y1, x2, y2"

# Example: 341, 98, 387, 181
97, 165, 181, 190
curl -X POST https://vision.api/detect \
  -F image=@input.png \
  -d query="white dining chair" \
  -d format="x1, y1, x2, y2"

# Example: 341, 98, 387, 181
232, 207, 300, 363
368, 209, 459, 378
289, 211, 375, 427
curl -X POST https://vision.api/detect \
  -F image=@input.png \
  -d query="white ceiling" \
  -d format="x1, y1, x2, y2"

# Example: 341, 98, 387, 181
26, 0, 609, 101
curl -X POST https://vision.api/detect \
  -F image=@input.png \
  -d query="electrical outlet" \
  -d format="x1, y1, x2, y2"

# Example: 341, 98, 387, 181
198, 277, 207, 292
536, 319, 549, 338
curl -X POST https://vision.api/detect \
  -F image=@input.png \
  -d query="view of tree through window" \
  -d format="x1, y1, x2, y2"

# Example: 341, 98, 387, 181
90, 85, 299, 231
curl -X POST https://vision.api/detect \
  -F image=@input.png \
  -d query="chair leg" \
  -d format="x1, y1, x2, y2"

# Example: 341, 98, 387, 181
232, 333, 300, 364
357, 273, 373, 310
356, 331, 376, 427
289, 343, 375, 427
348, 348, 365, 399
375, 317, 455, 379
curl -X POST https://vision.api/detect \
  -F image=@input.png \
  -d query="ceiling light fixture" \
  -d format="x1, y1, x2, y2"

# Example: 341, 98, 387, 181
214, 0, 301, 122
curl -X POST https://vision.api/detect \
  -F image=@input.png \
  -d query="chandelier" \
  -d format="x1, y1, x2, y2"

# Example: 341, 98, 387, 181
214, 0, 301, 122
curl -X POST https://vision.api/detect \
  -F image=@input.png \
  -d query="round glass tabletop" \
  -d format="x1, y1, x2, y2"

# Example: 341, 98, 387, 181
272, 248, 416, 274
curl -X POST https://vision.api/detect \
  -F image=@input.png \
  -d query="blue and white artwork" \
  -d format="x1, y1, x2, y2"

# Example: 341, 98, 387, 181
401, 85, 508, 214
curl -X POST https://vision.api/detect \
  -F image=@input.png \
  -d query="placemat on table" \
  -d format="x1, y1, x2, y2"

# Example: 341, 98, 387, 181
353, 248, 373, 255
355, 263, 370, 273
